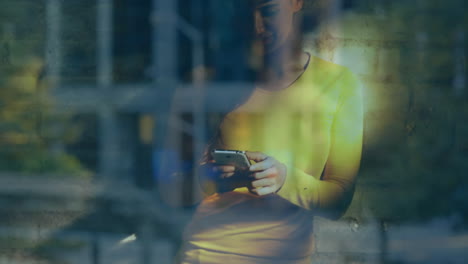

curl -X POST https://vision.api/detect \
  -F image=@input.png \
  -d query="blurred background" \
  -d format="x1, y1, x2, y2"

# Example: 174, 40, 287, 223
0, 0, 467, 263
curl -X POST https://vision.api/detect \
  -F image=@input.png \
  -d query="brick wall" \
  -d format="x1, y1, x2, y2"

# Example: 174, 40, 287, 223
303, 1, 467, 263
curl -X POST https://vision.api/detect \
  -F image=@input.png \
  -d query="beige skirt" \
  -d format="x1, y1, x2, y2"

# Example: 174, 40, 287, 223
178, 248, 311, 264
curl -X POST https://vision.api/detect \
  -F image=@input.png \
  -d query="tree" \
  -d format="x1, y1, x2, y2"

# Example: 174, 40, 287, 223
0, 0, 87, 176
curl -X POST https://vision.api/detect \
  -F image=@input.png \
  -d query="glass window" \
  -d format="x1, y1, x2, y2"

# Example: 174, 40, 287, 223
113, 0, 152, 83
61, 0, 97, 84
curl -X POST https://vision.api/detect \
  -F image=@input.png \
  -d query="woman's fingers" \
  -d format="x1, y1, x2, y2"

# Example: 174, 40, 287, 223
243, 152, 287, 196
251, 177, 275, 188
213, 165, 235, 173
206, 152, 287, 195
249, 157, 275, 172
213, 165, 236, 178
252, 166, 277, 179
245, 151, 269, 162
220, 172, 235, 178
252, 186, 276, 196
250, 168, 282, 196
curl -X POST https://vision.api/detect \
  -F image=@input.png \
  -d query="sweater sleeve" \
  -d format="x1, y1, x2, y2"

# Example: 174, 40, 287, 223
276, 69, 364, 216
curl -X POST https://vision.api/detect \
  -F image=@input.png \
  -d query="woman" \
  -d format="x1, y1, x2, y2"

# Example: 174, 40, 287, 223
178, 0, 363, 263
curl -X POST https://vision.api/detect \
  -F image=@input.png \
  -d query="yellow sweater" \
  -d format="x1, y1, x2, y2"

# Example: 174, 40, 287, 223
180, 56, 363, 264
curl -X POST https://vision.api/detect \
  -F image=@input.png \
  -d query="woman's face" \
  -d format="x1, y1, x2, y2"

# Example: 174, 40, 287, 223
254, 0, 303, 53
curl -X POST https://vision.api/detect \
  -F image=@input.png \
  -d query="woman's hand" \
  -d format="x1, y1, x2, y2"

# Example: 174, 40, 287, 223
212, 164, 236, 179
245, 151, 287, 196
200, 162, 250, 193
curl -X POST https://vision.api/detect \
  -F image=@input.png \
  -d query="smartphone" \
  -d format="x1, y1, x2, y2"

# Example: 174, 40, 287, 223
211, 149, 251, 170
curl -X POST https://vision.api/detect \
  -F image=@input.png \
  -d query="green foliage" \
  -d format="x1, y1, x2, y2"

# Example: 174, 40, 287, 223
0, 0, 87, 177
